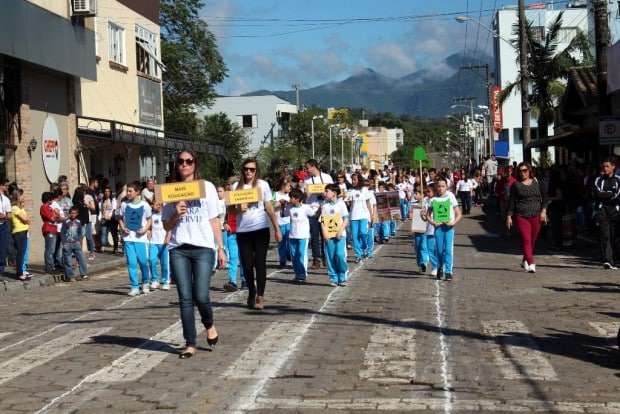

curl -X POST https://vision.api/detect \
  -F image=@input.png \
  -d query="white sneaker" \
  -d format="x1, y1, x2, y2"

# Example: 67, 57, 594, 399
150, 281, 159, 290
521, 260, 530, 272
528, 264, 536, 273
128, 288, 140, 296
431, 269, 438, 277
161, 283, 170, 290
142, 284, 150, 294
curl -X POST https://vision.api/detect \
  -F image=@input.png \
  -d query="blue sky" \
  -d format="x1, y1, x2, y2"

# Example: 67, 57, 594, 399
201, 0, 564, 95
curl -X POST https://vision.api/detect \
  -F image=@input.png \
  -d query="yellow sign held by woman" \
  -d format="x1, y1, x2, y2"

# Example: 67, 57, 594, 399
155, 180, 206, 203
225, 188, 262, 206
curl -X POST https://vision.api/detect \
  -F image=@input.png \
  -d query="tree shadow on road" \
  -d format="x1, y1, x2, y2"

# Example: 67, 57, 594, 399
544, 281, 620, 294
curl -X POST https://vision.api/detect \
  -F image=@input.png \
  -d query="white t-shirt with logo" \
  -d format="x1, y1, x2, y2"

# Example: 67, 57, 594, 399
304, 172, 334, 208
162, 180, 219, 249
321, 199, 349, 238
51, 200, 64, 232
233, 179, 273, 233
149, 212, 167, 245
286, 204, 316, 239
456, 179, 475, 192
274, 191, 291, 226
347, 187, 371, 221
121, 200, 152, 242
428, 192, 459, 224
396, 183, 411, 200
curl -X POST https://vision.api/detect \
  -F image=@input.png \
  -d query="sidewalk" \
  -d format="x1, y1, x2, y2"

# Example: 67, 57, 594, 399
0, 251, 126, 294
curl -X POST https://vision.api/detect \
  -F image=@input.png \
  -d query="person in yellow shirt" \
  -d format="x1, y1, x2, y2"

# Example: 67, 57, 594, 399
10, 191, 30, 280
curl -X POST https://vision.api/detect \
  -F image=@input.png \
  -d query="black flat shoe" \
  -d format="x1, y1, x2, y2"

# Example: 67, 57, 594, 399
207, 335, 219, 347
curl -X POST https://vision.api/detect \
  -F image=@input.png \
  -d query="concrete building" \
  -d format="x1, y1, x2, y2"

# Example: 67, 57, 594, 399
198, 95, 298, 154
356, 127, 404, 169
493, 3, 589, 163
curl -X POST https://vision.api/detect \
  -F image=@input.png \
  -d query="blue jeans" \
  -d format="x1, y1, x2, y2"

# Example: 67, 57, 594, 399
309, 217, 324, 261
148, 243, 169, 284
43, 233, 57, 273
63, 242, 87, 278
434, 226, 455, 274
0, 221, 9, 272
289, 238, 309, 280
278, 223, 291, 265
22, 236, 30, 274
85, 222, 95, 253
171, 246, 215, 347
124, 241, 150, 288
351, 219, 369, 259
324, 238, 348, 284
12, 231, 27, 277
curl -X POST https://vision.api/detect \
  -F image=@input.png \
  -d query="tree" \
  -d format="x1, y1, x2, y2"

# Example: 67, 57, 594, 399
499, 12, 593, 144
196, 113, 248, 184
160, 0, 227, 135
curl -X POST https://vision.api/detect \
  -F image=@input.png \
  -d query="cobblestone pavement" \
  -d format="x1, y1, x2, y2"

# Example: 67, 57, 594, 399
0, 209, 619, 413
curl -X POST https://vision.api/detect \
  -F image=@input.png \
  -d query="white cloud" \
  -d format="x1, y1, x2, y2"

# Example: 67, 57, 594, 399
366, 43, 417, 78
201, 0, 236, 40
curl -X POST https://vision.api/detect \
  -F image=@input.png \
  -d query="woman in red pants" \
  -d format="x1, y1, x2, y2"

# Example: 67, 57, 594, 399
506, 163, 548, 273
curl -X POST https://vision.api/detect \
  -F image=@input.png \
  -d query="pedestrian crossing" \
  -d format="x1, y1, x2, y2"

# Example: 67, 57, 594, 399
0, 332, 13, 340
0, 316, 617, 411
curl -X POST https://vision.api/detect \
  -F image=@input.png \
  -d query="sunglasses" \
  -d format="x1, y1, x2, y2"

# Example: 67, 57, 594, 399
519, 168, 529, 173
177, 158, 194, 166
243, 167, 257, 172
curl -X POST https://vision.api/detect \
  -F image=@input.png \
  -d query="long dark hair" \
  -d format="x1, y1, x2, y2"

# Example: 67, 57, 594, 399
351, 173, 364, 190
517, 162, 533, 182
240, 157, 260, 188
174, 150, 201, 182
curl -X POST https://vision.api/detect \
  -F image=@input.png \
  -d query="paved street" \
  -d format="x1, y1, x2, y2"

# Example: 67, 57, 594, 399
0, 210, 619, 413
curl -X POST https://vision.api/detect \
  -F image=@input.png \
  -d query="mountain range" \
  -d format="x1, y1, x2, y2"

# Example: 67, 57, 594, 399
244, 53, 495, 118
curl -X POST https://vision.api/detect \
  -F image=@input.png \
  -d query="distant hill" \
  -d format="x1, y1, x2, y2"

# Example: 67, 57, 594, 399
243, 53, 494, 118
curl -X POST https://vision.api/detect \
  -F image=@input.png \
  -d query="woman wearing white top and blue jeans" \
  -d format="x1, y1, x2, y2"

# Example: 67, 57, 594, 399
163, 151, 227, 359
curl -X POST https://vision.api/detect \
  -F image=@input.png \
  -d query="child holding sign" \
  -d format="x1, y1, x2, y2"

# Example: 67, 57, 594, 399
426, 177, 461, 281
321, 184, 349, 286
285, 188, 317, 282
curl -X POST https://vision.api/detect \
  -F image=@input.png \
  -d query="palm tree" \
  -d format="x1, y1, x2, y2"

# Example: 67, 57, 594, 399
499, 12, 593, 147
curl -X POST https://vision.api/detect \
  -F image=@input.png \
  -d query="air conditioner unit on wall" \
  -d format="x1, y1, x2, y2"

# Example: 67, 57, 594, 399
71, 0, 97, 16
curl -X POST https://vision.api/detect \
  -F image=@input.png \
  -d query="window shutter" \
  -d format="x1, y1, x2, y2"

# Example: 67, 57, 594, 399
252, 115, 258, 128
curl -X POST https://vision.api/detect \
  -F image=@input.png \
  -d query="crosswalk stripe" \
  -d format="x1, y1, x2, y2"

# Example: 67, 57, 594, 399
359, 322, 416, 383
482, 320, 558, 381
223, 321, 308, 379
0, 332, 13, 340
589, 322, 620, 338
86, 321, 185, 383
0, 327, 111, 386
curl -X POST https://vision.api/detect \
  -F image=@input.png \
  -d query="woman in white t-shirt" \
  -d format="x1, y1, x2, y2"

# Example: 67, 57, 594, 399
234, 158, 282, 310
346, 173, 372, 263
162, 151, 226, 359
456, 173, 475, 215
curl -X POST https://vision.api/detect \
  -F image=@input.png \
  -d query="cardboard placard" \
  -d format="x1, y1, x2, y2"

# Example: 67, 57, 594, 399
410, 205, 427, 233
307, 183, 327, 194
321, 213, 342, 239
432, 199, 452, 223
225, 187, 262, 206
155, 180, 206, 203
376, 191, 401, 221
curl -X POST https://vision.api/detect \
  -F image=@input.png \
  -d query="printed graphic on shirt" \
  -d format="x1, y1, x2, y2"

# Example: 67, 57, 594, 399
124, 206, 144, 231
432, 199, 452, 223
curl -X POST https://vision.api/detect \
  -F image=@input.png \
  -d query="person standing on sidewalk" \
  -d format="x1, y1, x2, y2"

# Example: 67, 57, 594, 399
427, 178, 462, 281
10, 191, 30, 281
163, 150, 226, 359
40, 192, 59, 274
234, 158, 282, 310
0, 180, 11, 274
119, 182, 152, 296
506, 162, 548, 274
304, 159, 334, 269
592, 158, 620, 269
60, 207, 88, 282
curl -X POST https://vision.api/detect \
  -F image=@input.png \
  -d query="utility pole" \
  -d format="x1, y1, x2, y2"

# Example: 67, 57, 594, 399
292, 82, 301, 112
594, 0, 610, 163
518, 0, 531, 163
461, 64, 494, 155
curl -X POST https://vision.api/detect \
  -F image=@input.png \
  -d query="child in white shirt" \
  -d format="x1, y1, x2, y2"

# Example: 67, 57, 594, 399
148, 201, 170, 290
284, 188, 317, 281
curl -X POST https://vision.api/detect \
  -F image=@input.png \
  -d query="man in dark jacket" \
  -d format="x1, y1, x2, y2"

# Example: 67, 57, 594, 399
592, 158, 620, 269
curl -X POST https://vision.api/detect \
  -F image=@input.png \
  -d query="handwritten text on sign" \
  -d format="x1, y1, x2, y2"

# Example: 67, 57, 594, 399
155, 180, 206, 203
225, 188, 262, 206
307, 184, 326, 194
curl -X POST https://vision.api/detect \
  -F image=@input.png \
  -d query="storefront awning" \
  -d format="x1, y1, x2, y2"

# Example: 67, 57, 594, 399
76, 116, 224, 157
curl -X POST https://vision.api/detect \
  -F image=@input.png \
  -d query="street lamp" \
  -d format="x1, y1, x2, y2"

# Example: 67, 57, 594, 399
454, 15, 513, 47
311, 115, 324, 159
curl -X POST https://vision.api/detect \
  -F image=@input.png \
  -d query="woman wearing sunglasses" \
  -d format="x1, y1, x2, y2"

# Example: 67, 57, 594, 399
233, 158, 282, 310
163, 151, 227, 359
506, 162, 549, 273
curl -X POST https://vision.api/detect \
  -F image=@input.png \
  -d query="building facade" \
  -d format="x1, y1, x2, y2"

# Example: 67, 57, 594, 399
356, 127, 404, 169
493, 3, 589, 163
198, 95, 298, 154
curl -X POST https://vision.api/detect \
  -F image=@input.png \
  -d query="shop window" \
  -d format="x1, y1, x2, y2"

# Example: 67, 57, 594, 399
135, 24, 161, 78
240, 115, 257, 129
108, 22, 125, 65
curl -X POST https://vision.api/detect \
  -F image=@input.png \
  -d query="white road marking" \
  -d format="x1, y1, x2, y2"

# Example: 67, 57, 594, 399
435, 280, 453, 414
34, 268, 287, 414
229, 244, 385, 414
0, 327, 111, 386
86, 321, 184, 383
0, 332, 13, 340
223, 321, 308, 379
589, 321, 620, 338
250, 397, 620, 412
359, 322, 416, 384
482, 320, 558, 381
